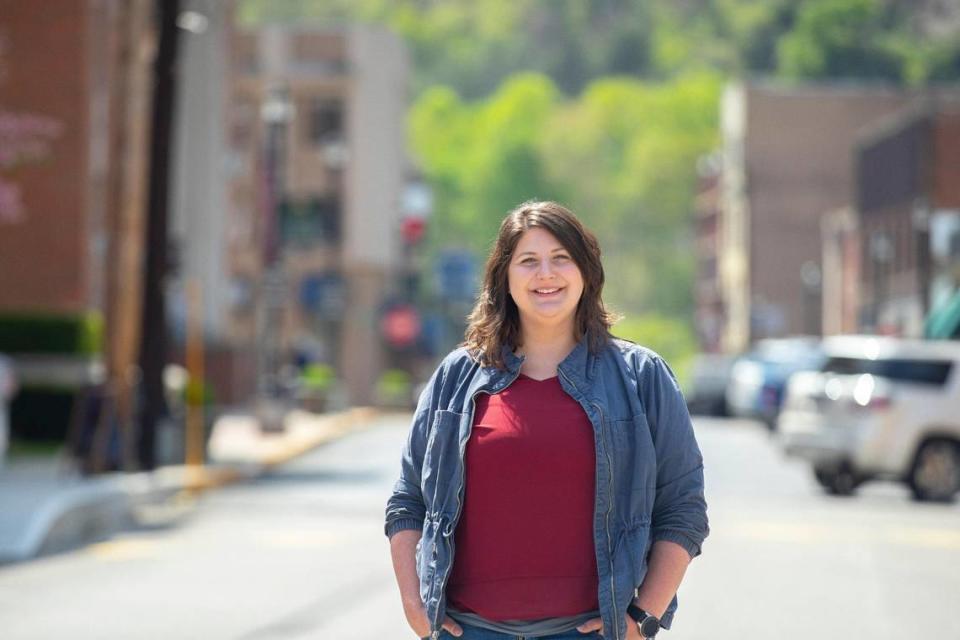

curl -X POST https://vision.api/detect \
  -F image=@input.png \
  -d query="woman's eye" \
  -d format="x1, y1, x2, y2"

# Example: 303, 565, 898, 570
554, 255, 570, 262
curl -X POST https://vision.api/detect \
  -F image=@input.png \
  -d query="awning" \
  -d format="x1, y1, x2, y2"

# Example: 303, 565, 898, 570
924, 289, 960, 340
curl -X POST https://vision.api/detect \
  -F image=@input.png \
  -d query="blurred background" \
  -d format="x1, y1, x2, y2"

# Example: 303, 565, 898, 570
1, 1, 959, 639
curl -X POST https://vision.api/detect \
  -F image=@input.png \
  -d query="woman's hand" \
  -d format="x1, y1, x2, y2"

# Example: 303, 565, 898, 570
402, 600, 463, 638
576, 615, 644, 638
576, 616, 603, 635
391, 531, 462, 638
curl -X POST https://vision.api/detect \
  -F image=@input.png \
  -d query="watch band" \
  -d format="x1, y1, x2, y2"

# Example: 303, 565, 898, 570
626, 603, 661, 638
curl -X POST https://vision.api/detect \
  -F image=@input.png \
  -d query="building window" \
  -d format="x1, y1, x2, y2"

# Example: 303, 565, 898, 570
279, 195, 341, 246
308, 99, 343, 146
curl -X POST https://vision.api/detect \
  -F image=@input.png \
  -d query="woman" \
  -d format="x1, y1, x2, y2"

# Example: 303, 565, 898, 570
385, 201, 708, 640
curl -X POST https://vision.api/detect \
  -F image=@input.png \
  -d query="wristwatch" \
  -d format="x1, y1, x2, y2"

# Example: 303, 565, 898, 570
626, 602, 661, 639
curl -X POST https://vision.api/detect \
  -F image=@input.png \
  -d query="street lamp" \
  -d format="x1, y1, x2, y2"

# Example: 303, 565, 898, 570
800, 260, 822, 336
257, 83, 294, 432
869, 231, 894, 333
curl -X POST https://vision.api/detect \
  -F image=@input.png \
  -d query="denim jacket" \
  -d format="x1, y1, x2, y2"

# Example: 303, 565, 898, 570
384, 338, 709, 640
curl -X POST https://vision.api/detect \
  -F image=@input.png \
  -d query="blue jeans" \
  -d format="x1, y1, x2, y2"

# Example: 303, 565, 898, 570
434, 623, 603, 639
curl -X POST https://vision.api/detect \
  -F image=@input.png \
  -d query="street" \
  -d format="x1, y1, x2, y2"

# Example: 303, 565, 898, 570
1, 414, 958, 640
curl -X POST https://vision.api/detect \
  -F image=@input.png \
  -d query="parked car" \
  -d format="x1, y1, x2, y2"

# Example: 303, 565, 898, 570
685, 353, 736, 416
778, 335, 960, 502
0, 354, 18, 466
725, 337, 826, 428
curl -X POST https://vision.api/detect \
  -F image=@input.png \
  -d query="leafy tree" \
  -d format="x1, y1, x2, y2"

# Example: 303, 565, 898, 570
777, 0, 903, 82
538, 72, 722, 316
408, 71, 720, 318
239, 0, 960, 92
239, 0, 660, 97
408, 73, 566, 252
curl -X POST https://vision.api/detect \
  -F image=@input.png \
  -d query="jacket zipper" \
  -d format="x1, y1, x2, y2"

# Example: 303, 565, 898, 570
559, 368, 619, 640
431, 371, 520, 638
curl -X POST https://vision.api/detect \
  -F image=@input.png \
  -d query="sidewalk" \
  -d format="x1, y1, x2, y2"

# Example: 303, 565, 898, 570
0, 407, 377, 564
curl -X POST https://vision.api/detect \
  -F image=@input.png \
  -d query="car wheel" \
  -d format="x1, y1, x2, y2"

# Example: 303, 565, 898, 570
909, 439, 960, 503
813, 465, 859, 496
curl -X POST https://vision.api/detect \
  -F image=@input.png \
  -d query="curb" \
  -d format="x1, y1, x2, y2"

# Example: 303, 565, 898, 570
0, 407, 380, 564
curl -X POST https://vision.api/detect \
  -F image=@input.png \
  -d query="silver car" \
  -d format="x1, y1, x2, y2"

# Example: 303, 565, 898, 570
725, 337, 826, 428
778, 335, 960, 502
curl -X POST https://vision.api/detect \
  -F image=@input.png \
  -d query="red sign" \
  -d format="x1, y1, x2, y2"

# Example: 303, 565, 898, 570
401, 217, 426, 244
382, 306, 421, 347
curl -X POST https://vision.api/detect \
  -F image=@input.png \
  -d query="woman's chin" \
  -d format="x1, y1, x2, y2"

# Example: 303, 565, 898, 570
521, 307, 576, 325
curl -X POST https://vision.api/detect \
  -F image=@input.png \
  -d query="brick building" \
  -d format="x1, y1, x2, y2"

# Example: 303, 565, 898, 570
0, 1, 120, 314
850, 103, 960, 337
718, 82, 916, 352
0, 1, 158, 450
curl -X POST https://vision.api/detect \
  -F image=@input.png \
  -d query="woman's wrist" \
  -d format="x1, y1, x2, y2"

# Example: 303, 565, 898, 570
631, 596, 665, 621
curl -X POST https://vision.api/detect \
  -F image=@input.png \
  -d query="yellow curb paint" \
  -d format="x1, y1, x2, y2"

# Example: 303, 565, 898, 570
88, 538, 162, 561
161, 409, 381, 496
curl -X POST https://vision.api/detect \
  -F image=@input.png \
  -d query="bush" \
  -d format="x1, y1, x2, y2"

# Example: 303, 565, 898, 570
0, 312, 103, 355
377, 369, 413, 408
300, 363, 335, 391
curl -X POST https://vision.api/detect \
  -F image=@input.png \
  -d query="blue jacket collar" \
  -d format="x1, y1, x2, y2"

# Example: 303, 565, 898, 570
487, 335, 596, 387
557, 336, 596, 387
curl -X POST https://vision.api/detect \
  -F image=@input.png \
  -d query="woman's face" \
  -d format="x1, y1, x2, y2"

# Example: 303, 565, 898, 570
507, 227, 584, 332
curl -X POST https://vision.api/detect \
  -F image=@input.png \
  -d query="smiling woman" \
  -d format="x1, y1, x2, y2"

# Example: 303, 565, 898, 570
386, 201, 709, 640
464, 202, 616, 374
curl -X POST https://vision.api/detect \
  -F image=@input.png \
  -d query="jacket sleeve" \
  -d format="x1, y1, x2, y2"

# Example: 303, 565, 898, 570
384, 361, 446, 538
639, 353, 709, 559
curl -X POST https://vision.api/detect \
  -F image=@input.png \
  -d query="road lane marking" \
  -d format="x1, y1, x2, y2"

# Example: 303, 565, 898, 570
728, 522, 832, 544
886, 527, 960, 550
727, 521, 960, 550
252, 530, 346, 549
87, 538, 163, 560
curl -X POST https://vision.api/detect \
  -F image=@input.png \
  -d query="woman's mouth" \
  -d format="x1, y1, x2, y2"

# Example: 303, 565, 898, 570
532, 287, 563, 297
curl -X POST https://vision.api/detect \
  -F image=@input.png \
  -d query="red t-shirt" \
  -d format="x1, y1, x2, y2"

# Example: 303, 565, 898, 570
446, 373, 599, 620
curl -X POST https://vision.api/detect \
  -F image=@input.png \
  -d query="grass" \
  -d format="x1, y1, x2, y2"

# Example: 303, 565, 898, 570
7, 438, 65, 459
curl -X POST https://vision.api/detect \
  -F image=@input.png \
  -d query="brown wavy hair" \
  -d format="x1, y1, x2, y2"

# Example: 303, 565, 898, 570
463, 201, 618, 368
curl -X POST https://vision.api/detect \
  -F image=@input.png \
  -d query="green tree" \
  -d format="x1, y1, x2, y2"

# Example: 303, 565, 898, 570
240, 0, 960, 93
409, 70, 720, 320
777, 0, 904, 82
539, 72, 722, 316
408, 73, 566, 252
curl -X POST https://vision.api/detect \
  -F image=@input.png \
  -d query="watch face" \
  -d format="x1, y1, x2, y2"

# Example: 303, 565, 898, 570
639, 617, 660, 637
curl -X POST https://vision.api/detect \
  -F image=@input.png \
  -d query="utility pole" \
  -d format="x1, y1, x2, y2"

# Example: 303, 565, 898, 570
138, 0, 181, 471
97, 0, 155, 473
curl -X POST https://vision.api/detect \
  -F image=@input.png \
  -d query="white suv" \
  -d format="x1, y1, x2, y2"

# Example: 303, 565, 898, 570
778, 335, 960, 502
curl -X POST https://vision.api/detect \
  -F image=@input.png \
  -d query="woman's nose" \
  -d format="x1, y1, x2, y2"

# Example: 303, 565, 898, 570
536, 259, 556, 278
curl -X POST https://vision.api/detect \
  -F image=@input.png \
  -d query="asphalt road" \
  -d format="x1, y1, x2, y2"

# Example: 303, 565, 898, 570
0, 414, 957, 640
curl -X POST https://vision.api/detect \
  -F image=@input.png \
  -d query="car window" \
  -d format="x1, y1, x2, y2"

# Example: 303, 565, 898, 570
822, 357, 953, 386
756, 342, 823, 365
